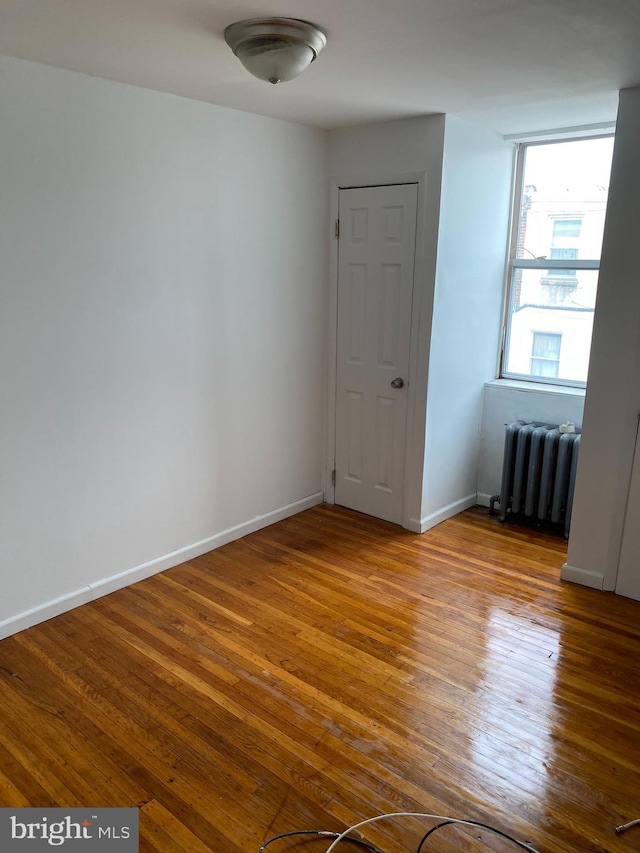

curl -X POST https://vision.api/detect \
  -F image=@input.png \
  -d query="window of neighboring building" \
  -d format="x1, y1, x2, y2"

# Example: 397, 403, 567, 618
548, 218, 581, 278
531, 332, 562, 378
501, 135, 614, 386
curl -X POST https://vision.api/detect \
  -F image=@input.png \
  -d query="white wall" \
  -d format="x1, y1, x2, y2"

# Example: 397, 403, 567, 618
328, 115, 513, 531
328, 116, 446, 178
564, 87, 640, 591
328, 115, 447, 527
0, 57, 328, 637
421, 116, 512, 528
477, 381, 585, 505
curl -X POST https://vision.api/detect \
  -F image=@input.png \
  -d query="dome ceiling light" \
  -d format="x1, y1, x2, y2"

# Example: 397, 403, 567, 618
224, 18, 327, 85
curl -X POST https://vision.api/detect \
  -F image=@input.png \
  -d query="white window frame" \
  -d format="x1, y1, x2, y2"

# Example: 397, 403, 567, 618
500, 136, 611, 389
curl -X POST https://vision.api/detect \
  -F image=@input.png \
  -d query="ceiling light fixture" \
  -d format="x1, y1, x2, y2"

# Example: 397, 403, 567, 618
224, 18, 327, 85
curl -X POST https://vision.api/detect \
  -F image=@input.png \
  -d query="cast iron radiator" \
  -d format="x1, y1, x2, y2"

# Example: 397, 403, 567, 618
493, 420, 581, 537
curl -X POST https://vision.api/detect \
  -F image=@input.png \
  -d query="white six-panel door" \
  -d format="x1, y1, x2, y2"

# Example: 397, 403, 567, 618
335, 183, 418, 525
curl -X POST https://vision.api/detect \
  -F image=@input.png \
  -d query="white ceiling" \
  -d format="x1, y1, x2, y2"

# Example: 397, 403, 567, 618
2, 0, 639, 134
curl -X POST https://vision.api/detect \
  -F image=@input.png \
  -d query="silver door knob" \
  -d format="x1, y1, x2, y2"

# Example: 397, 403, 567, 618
390, 377, 404, 389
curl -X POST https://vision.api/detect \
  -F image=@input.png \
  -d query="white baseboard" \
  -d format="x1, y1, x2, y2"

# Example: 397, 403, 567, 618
476, 492, 495, 508
408, 493, 478, 534
0, 492, 324, 641
560, 562, 604, 590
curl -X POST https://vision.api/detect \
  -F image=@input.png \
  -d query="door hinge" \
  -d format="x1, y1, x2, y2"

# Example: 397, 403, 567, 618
334, 219, 340, 239
331, 469, 336, 486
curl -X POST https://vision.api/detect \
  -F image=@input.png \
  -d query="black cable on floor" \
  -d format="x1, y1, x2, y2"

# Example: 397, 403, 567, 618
259, 829, 386, 853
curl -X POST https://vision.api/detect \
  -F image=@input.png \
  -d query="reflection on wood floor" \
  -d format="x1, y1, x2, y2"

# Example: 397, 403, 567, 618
0, 504, 639, 853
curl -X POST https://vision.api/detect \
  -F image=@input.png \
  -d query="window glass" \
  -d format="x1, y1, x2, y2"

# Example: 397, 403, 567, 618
503, 136, 614, 386
531, 332, 561, 378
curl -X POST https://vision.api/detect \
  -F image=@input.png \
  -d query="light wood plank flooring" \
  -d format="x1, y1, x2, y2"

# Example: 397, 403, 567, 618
0, 505, 639, 852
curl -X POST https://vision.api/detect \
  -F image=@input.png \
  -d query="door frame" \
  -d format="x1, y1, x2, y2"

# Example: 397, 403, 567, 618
607, 325, 640, 594
325, 170, 433, 531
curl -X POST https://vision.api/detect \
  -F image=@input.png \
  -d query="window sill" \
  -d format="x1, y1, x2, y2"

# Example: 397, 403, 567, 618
486, 378, 586, 398
540, 277, 579, 287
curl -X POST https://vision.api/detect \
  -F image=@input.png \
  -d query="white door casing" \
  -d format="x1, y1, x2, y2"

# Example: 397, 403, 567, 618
615, 421, 640, 600
334, 183, 418, 525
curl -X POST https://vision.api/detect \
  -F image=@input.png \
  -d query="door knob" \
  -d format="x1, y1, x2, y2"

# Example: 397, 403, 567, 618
390, 377, 404, 389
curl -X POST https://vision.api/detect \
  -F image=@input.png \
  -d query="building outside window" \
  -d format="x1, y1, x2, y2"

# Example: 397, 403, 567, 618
502, 136, 614, 386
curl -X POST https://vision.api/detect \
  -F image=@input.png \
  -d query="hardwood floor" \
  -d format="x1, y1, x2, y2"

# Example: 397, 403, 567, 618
1, 505, 639, 853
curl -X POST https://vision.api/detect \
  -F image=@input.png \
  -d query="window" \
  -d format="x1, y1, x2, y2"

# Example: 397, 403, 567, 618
552, 219, 581, 239
501, 136, 614, 386
548, 218, 581, 277
531, 332, 561, 378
